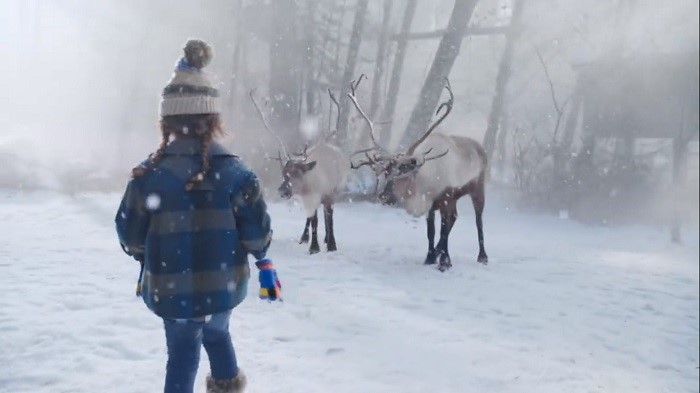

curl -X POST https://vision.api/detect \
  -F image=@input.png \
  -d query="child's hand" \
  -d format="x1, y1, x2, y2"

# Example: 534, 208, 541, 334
136, 261, 145, 297
255, 259, 282, 302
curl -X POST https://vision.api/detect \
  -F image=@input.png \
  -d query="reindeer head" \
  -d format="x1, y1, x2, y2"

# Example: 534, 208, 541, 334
348, 78, 454, 206
273, 146, 317, 199
250, 90, 323, 200
376, 149, 449, 205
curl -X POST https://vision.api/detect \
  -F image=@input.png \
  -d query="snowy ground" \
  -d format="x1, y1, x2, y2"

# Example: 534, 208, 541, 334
0, 189, 698, 393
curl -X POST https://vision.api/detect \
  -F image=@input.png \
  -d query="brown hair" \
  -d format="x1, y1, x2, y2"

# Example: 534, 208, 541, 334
131, 114, 224, 190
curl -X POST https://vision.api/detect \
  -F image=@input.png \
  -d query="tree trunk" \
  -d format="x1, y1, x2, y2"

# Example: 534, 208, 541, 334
559, 81, 583, 152
369, 0, 394, 120
391, 25, 509, 40
228, 0, 244, 116
671, 135, 686, 243
379, 0, 417, 146
495, 103, 510, 177
303, 1, 318, 116
482, 0, 525, 159
332, 0, 349, 82
399, 0, 479, 149
269, 0, 302, 150
671, 105, 690, 243
337, 0, 370, 147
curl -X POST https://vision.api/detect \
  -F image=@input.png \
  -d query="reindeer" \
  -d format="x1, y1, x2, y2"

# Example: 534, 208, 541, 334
250, 90, 348, 254
349, 79, 488, 271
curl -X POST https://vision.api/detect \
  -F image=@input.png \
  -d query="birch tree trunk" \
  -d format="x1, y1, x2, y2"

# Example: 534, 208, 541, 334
399, 0, 479, 148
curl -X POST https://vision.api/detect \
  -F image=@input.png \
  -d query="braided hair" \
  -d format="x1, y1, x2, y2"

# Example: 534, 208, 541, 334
131, 114, 224, 191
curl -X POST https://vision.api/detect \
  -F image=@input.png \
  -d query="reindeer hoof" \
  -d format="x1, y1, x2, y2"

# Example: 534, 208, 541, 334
309, 244, 321, 254
299, 234, 310, 244
437, 252, 452, 272
327, 243, 337, 252
424, 250, 437, 265
477, 252, 488, 265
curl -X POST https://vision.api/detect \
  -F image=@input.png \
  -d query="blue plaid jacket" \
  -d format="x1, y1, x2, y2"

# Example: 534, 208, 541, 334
115, 138, 272, 319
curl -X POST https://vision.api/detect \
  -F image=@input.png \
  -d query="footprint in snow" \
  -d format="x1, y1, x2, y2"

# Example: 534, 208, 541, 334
325, 348, 344, 356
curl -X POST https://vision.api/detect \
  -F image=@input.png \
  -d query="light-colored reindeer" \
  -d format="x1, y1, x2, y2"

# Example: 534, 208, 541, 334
349, 79, 489, 270
250, 90, 348, 254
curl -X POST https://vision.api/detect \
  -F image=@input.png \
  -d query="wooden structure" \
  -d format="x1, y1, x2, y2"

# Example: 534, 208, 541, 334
571, 51, 699, 241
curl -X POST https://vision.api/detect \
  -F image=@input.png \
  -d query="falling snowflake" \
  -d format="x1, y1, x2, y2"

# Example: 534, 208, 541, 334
300, 116, 320, 139
145, 193, 161, 210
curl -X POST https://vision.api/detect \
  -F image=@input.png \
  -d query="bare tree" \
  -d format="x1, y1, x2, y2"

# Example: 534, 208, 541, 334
558, 78, 583, 153
369, 0, 394, 120
302, 1, 319, 117
336, 0, 370, 146
399, 0, 480, 148
482, 0, 526, 159
379, 0, 417, 146
228, 0, 245, 116
269, 0, 302, 150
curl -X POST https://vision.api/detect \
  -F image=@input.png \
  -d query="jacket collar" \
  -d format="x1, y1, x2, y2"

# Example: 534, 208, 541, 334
163, 138, 232, 157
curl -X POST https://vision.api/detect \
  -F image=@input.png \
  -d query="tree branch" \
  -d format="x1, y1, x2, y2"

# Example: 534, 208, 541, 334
534, 46, 562, 117
391, 25, 511, 41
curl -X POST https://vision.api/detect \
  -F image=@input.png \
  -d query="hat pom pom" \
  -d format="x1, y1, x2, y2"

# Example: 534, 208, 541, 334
183, 39, 213, 70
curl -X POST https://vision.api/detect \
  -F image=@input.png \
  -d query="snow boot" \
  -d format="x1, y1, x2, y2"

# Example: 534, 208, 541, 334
206, 369, 247, 393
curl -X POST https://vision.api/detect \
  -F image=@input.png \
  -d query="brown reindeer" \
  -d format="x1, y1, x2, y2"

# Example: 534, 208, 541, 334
349, 79, 488, 271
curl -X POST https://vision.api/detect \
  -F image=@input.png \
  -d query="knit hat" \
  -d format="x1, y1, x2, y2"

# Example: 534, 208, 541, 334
159, 39, 221, 117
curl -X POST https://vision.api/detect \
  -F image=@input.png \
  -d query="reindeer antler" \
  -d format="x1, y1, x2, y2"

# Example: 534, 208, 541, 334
350, 150, 391, 170
419, 148, 449, 166
350, 152, 377, 170
292, 144, 310, 161
250, 88, 291, 160
347, 74, 389, 155
406, 78, 454, 156
266, 150, 285, 172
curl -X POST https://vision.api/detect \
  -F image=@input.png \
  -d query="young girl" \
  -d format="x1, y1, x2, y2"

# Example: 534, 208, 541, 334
116, 39, 282, 393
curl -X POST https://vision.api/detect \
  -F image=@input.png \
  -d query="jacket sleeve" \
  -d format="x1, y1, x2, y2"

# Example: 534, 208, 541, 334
115, 179, 150, 262
233, 171, 272, 260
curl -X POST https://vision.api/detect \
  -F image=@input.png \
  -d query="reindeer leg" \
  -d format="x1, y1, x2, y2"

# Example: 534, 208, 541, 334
309, 210, 321, 254
436, 200, 457, 272
424, 208, 437, 265
321, 197, 329, 245
471, 178, 488, 264
299, 217, 311, 244
323, 199, 337, 252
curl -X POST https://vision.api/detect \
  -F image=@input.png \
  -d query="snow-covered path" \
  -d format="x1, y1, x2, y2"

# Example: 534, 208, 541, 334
0, 190, 698, 393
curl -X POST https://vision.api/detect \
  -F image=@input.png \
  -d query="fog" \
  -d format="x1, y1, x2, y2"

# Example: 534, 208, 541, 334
2, 0, 698, 228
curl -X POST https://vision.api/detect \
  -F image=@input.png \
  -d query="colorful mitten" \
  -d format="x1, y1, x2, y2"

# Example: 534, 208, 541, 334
256, 259, 282, 302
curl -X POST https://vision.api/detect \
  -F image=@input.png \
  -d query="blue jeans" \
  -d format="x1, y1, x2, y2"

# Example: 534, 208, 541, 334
162, 280, 248, 393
